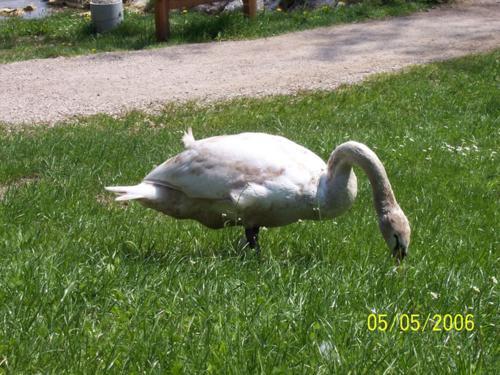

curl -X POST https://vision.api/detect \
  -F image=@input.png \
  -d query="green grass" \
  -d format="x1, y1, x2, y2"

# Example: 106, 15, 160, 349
0, 1, 431, 63
0, 51, 499, 373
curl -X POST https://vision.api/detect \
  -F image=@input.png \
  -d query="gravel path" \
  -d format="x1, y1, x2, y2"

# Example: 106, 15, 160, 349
1, 0, 499, 125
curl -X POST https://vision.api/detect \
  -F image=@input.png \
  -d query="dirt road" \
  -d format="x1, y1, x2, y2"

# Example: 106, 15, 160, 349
1, 0, 499, 124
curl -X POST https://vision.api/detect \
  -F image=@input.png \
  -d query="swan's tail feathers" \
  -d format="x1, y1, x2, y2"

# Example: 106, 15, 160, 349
105, 182, 159, 202
182, 128, 195, 148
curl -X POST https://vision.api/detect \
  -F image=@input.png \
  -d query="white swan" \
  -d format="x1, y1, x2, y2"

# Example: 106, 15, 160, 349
106, 130, 410, 260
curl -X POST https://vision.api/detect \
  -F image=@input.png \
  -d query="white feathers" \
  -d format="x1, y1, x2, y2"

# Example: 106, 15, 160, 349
105, 130, 410, 256
106, 131, 329, 228
182, 128, 195, 148
105, 182, 159, 202
144, 132, 326, 202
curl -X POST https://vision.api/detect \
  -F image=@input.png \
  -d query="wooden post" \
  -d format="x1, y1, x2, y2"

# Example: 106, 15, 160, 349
155, 0, 170, 42
243, 0, 257, 18
155, 0, 255, 42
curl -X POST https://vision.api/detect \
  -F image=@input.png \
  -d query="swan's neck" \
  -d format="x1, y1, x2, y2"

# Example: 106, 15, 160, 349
325, 141, 397, 217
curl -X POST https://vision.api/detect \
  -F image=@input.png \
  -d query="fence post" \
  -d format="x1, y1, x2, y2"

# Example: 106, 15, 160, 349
155, 0, 170, 41
243, 0, 257, 18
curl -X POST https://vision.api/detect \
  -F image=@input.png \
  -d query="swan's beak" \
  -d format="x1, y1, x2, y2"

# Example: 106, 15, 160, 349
393, 245, 407, 265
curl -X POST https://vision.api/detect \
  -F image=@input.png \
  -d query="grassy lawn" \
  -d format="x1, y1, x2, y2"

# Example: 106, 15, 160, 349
0, 51, 498, 372
0, 0, 433, 63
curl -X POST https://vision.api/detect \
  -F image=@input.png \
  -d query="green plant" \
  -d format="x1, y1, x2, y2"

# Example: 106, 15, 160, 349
0, 51, 498, 373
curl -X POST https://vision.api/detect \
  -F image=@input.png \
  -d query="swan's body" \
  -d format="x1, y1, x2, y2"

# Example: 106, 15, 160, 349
106, 131, 410, 260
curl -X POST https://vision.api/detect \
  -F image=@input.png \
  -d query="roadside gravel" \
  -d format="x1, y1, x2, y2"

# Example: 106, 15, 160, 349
0, 0, 499, 125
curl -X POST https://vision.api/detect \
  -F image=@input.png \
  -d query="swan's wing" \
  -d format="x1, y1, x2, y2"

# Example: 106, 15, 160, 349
143, 133, 325, 204
143, 148, 278, 203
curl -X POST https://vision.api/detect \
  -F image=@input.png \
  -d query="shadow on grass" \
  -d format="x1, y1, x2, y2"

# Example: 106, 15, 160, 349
171, 12, 242, 43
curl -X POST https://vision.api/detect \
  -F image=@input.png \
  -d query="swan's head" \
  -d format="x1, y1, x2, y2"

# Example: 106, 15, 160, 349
379, 206, 411, 263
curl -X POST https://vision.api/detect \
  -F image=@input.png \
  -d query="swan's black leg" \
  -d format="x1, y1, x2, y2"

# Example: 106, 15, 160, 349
245, 226, 260, 254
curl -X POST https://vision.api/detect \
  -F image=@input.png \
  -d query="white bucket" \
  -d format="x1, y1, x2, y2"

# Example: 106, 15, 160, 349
90, 0, 124, 33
